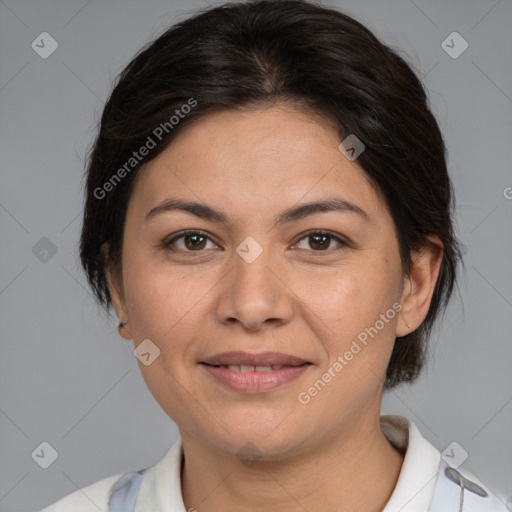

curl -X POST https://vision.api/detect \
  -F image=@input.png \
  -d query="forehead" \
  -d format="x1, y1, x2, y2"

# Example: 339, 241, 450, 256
128, 104, 388, 222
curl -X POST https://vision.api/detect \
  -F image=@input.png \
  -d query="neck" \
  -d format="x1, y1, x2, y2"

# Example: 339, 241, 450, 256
180, 414, 404, 512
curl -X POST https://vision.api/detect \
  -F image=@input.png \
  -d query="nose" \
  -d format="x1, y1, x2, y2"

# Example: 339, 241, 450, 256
213, 239, 295, 332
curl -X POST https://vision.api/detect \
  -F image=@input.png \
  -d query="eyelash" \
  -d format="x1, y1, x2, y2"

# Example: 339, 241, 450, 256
163, 229, 350, 255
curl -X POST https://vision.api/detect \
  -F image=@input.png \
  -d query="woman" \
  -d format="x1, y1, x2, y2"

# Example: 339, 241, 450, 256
38, 0, 508, 510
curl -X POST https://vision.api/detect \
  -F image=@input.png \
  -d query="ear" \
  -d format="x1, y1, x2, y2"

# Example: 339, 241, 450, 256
396, 235, 444, 337
102, 243, 132, 340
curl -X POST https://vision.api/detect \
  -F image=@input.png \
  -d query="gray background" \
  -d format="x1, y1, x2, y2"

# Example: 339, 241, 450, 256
1, 0, 511, 510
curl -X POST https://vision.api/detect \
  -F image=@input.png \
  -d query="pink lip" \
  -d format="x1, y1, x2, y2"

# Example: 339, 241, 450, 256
201, 351, 309, 367
200, 363, 311, 393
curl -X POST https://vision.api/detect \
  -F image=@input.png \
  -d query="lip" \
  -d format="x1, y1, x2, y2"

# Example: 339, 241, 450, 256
201, 351, 309, 367
201, 363, 311, 393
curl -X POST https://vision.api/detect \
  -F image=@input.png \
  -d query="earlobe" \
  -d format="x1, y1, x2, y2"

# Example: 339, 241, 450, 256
396, 236, 444, 338
102, 243, 132, 340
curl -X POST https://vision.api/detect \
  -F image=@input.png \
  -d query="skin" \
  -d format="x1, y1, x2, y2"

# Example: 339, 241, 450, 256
107, 103, 443, 512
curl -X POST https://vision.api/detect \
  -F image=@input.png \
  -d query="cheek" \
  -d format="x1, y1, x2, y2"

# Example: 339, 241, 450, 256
298, 257, 401, 386
121, 259, 210, 406
121, 263, 230, 404
121, 251, 207, 344
298, 260, 399, 332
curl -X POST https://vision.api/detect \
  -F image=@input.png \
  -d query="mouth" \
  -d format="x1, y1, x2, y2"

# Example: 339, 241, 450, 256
199, 352, 312, 392
201, 363, 306, 372
201, 351, 310, 367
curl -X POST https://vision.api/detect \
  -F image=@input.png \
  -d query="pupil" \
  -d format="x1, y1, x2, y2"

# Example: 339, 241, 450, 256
186, 235, 206, 250
311, 234, 329, 250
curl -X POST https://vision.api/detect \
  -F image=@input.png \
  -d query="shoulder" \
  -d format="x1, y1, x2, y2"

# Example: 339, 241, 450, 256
380, 415, 510, 512
35, 440, 182, 512
36, 473, 124, 512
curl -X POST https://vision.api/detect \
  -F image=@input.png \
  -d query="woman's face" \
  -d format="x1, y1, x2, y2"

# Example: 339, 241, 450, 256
110, 103, 413, 459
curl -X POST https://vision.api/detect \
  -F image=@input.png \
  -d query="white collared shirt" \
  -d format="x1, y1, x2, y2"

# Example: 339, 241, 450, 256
38, 415, 508, 511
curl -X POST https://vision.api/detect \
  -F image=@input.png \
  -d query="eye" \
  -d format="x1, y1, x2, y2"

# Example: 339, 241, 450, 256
163, 229, 349, 254
164, 230, 218, 252
294, 230, 349, 252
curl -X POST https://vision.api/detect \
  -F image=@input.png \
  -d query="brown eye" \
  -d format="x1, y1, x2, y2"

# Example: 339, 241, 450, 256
183, 234, 207, 250
164, 231, 216, 252
295, 231, 348, 252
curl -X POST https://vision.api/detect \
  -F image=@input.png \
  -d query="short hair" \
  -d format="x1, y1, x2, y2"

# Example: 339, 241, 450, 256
79, 0, 462, 389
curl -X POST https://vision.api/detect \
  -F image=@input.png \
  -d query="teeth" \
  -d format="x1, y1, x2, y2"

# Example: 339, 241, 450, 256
222, 364, 284, 372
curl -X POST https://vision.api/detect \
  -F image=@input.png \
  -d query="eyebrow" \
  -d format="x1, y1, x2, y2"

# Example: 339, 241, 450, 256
145, 197, 370, 225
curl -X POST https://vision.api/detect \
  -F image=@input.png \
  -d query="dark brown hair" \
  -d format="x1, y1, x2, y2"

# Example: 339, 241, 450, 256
79, 0, 461, 389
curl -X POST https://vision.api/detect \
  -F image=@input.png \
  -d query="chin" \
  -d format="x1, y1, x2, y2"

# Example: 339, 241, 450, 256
202, 418, 308, 461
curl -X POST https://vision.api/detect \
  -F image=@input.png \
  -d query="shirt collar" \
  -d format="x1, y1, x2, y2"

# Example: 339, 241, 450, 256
135, 415, 440, 511
381, 415, 441, 512
135, 438, 186, 511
